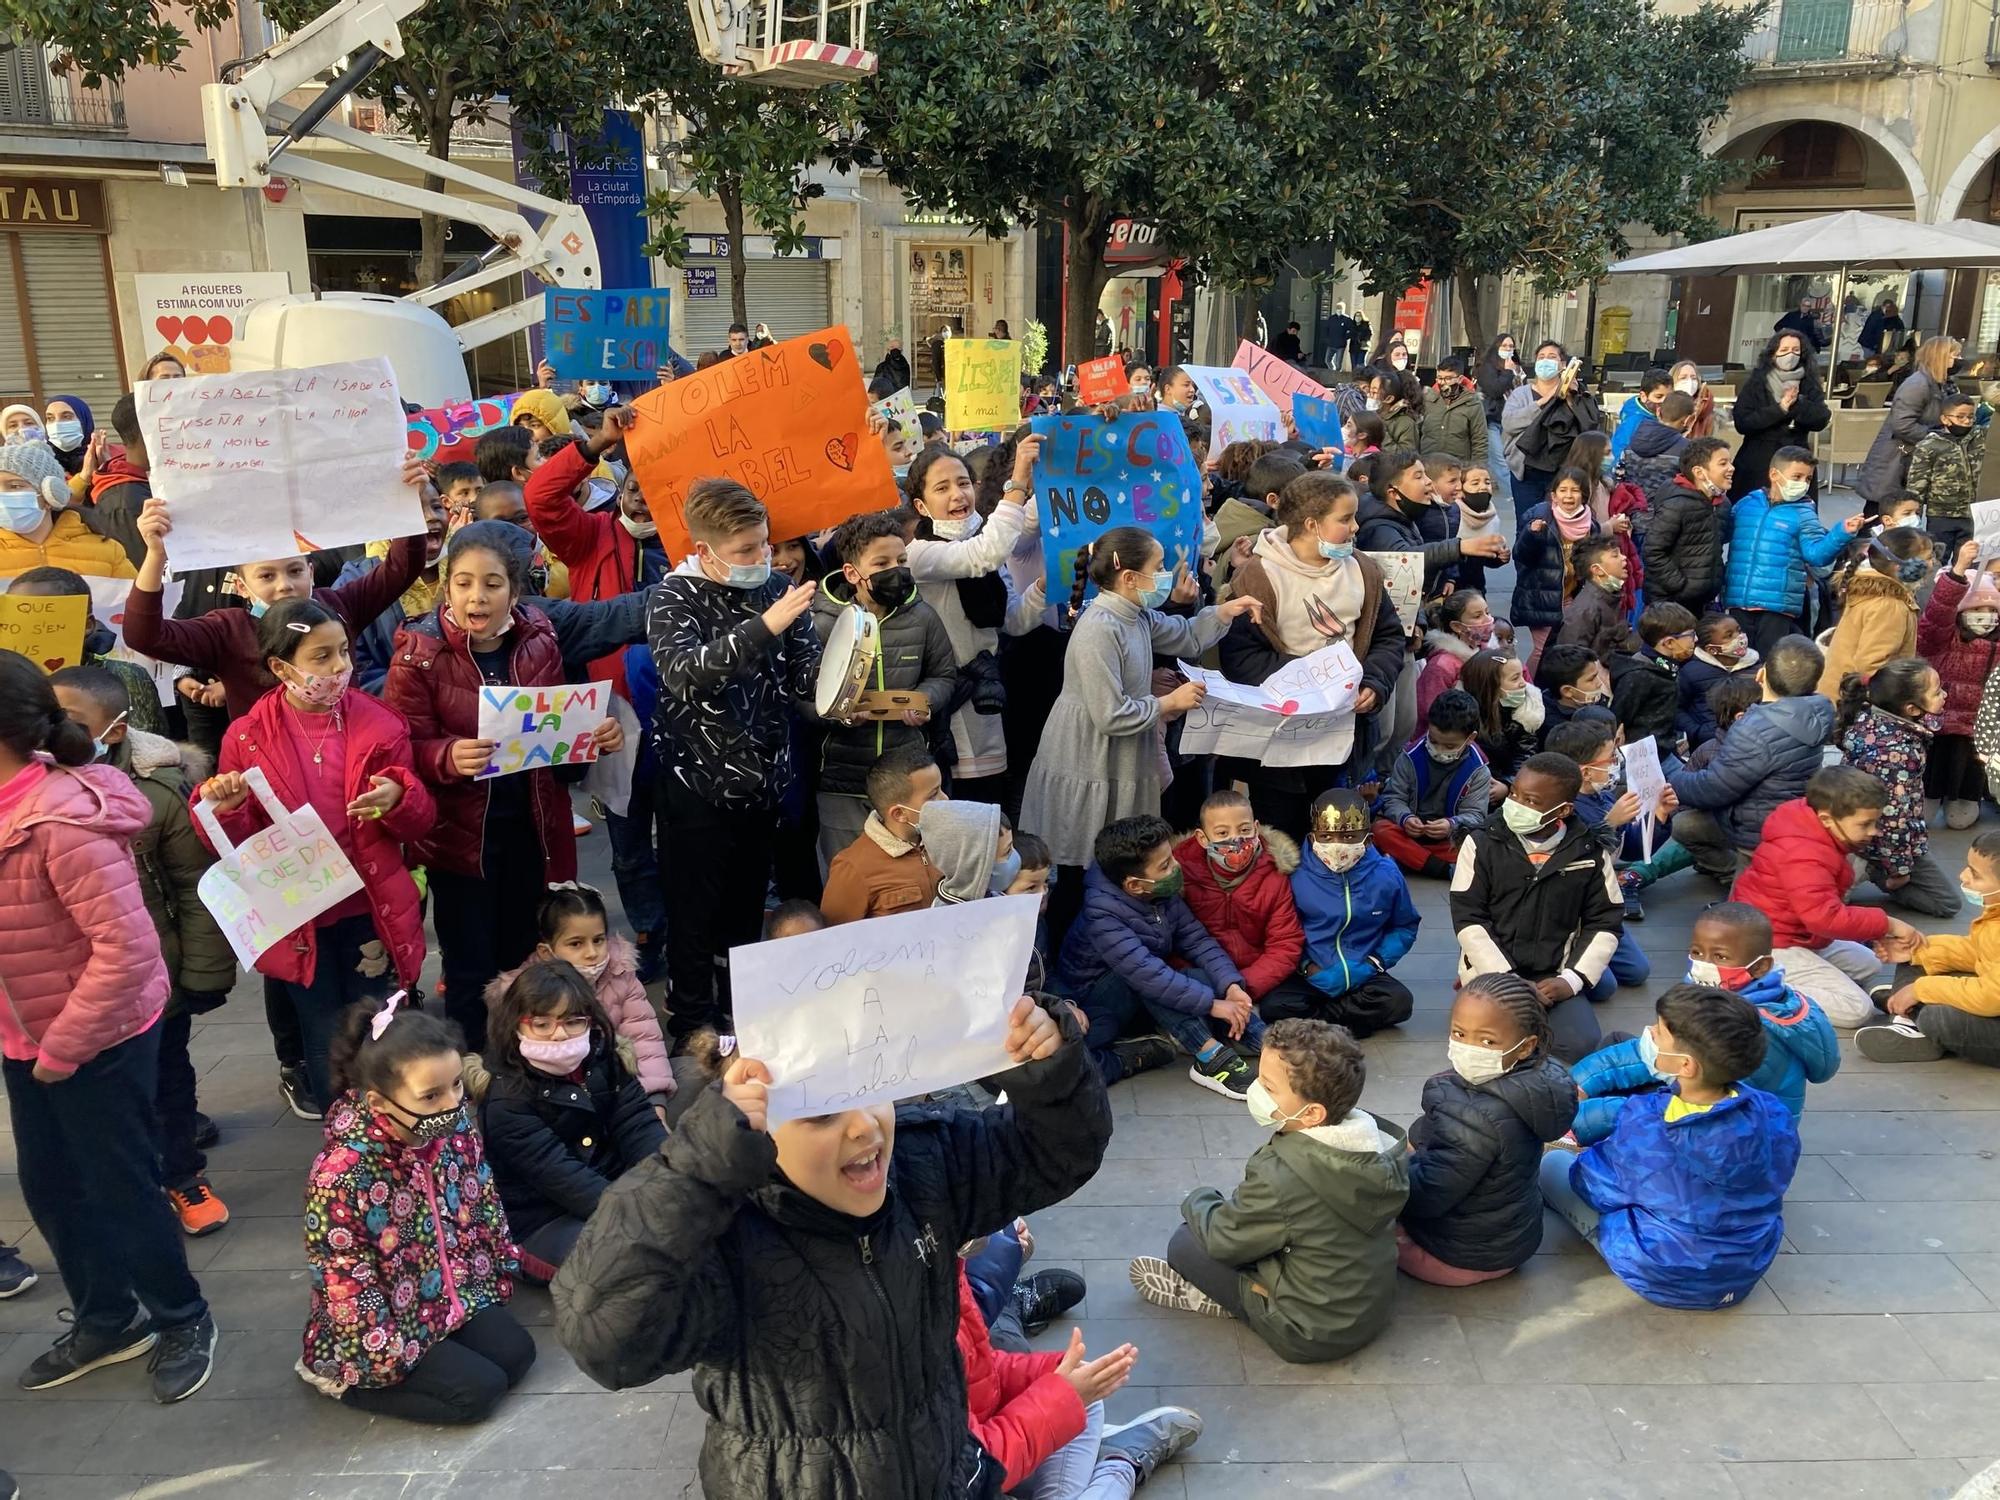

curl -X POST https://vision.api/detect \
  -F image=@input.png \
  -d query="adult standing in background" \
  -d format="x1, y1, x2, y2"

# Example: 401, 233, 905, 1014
1856, 335, 1961, 514
1728, 331, 1831, 503
1477, 335, 1523, 505
1502, 340, 1602, 511
873, 337, 911, 393
1859, 296, 1906, 362
1670, 361, 1716, 440
1773, 295, 1826, 354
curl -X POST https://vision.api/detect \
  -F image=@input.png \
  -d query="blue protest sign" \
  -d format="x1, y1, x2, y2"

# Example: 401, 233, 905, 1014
1032, 409, 1204, 596
543, 288, 673, 378
1292, 393, 1345, 453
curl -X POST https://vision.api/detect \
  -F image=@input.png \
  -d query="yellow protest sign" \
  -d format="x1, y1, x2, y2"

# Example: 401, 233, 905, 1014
945, 339, 1021, 432
0, 591, 88, 670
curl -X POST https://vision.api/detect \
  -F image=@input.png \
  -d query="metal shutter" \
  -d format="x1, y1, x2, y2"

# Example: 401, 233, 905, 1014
0, 240, 31, 399
19, 233, 122, 396
678, 258, 833, 353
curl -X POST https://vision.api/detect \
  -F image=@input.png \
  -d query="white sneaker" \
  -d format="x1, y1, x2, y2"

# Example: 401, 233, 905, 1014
1945, 799, 1982, 830
572, 811, 593, 837
1100, 1405, 1204, 1483
1855, 1017, 1945, 1064
1128, 1256, 1229, 1318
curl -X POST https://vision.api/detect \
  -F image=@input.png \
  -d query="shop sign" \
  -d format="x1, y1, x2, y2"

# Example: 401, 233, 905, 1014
0, 177, 107, 232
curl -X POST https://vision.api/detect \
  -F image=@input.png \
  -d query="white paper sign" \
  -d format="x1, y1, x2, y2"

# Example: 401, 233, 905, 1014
90, 574, 184, 706
1620, 733, 1668, 863
729, 895, 1042, 1124
1175, 642, 1363, 766
1972, 498, 2000, 557
191, 766, 366, 970
475, 682, 612, 780
1183, 365, 1285, 451
132, 272, 292, 375
1365, 551, 1424, 619
135, 357, 420, 572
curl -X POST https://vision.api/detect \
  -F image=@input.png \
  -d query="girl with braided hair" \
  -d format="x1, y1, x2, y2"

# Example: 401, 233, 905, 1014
1396, 971, 1580, 1285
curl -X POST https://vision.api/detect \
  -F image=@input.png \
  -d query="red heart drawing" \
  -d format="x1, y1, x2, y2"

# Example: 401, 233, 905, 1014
826, 338, 845, 368
207, 315, 233, 346
183, 315, 210, 345
40, 657, 65, 671
1276, 699, 1300, 715
825, 434, 856, 472
154, 315, 183, 343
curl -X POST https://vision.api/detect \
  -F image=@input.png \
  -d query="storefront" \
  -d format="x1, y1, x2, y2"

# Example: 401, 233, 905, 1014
903, 238, 981, 387
674, 234, 838, 353
0, 176, 125, 406
1097, 220, 1185, 366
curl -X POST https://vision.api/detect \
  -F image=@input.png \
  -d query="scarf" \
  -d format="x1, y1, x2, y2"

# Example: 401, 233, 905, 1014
1766, 363, 1805, 410
1251, 526, 1364, 657
1552, 504, 1593, 543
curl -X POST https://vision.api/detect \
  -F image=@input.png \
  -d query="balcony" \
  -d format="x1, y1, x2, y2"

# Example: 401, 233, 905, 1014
0, 40, 126, 133
1746, 0, 1907, 75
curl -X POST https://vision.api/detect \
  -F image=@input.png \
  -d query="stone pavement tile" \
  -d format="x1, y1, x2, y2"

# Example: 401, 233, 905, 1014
1459, 1310, 1704, 1385
1156, 1384, 1405, 1462
512, 1325, 689, 1395
1951, 1253, 2000, 1301
1920, 1111, 2000, 1155
1230, 1314, 1470, 1386
448, 1390, 681, 1473
1760, 1253, 1993, 1314
1783, 1157, 1863, 1202
201, 1168, 313, 1219
133, 1476, 415, 1500
4, 1398, 121, 1473
1592, 1383, 1913, 1462
1391, 1383, 1622, 1463
192, 1268, 315, 1332
1783, 1199, 2000, 1254
1179, 1461, 1471, 1497
1062, 1158, 1228, 1207
14, 1480, 143, 1500
1393, 1247, 1786, 1320
1829, 1154, 2000, 1202
1461, 1458, 1744, 1500
1075, 1259, 1189, 1321
75, 1396, 360, 1477
1027, 1203, 1180, 1261
1126, 1072, 1246, 1118
1725, 1458, 1971, 1500
1029, 1315, 1245, 1385
1671, 1309, 1944, 1381
440, 1473, 700, 1500
1199, 1115, 1279, 1159
1796, 1110, 1956, 1157
1808, 1073, 2000, 1111
1896, 1312, 2000, 1379
1100, 1114, 1206, 1159
192, 1212, 312, 1273
1866, 1381, 2000, 1458
203, 1119, 327, 1172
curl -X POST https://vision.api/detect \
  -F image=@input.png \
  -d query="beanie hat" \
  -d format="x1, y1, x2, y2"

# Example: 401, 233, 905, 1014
1959, 574, 2000, 614
0, 440, 68, 506
0, 403, 41, 436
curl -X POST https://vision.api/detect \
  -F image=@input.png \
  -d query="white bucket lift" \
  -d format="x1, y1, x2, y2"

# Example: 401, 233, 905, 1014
687, 0, 876, 86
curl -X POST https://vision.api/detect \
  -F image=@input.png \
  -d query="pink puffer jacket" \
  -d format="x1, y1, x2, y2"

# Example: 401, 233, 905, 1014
0, 759, 168, 1075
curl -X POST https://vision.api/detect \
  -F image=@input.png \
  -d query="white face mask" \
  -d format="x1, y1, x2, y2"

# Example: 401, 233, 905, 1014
929, 514, 974, 541
1246, 1078, 1310, 1129
1674, 378, 1700, 396
1447, 1035, 1528, 1085
1776, 478, 1811, 502
1884, 514, 1922, 529
1960, 610, 1998, 636
1312, 839, 1366, 873
618, 512, 658, 540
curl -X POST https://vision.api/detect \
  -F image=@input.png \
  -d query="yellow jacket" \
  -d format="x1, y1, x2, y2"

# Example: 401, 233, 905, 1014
1818, 569, 1917, 698
1914, 903, 2000, 1017
0, 509, 138, 584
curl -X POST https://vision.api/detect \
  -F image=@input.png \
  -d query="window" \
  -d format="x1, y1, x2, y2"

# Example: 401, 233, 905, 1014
1752, 123, 1866, 189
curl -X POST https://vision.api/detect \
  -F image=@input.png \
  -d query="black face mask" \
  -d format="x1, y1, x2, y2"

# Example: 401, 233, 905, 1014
84, 621, 116, 658
866, 565, 916, 610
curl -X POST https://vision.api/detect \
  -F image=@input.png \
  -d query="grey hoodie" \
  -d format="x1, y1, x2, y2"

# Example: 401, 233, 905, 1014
919, 799, 1002, 905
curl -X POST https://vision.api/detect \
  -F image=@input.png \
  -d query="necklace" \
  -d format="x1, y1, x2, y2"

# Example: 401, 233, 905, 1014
289, 699, 341, 768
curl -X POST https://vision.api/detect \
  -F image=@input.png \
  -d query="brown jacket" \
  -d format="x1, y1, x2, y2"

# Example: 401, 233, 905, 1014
821, 816, 944, 924
1819, 569, 1917, 698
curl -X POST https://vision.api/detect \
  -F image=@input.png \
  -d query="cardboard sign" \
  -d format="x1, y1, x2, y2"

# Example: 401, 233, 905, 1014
543, 288, 674, 379
625, 326, 898, 559
406, 392, 523, 465
1076, 355, 1130, 405
1031, 409, 1204, 597
1231, 339, 1332, 408
945, 338, 1021, 432
1176, 643, 1363, 767
1184, 366, 1284, 451
132, 272, 291, 375
475, 682, 612, 779
1365, 551, 1424, 618
0, 591, 86, 670
729, 894, 1042, 1124
135, 357, 421, 572
191, 767, 366, 970
1292, 394, 1346, 453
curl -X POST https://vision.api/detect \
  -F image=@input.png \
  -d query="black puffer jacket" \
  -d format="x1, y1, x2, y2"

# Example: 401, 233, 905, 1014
551, 1020, 1113, 1500
811, 575, 958, 797
1641, 477, 1728, 616
1354, 492, 1465, 601
1509, 502, 1596, 628
1402, 1054, 1579, 1271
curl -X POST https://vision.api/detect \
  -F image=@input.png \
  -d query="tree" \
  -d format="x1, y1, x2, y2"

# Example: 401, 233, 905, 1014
6, 0, 235, 87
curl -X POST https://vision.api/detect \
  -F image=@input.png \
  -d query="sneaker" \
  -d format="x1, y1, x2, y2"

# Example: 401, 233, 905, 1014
1010, 1268, 1086, 1335
278, 1064, 321, 1122
148, 1312, 217, 1403
1109, 1033, 1177, 1079
1187, 1048, 1253, 1099
1868, 983, 1896, 1011
1099, 1405, 1204, 1483
1856, 1018, 1945, 1064
572, 810, 593, 837
192, 1112, 220, 1151
20, 1310, 155, 1390
2, 1465, 17, 1500
1128, 1256, 1229, 1318
0, 1245, 36, 1299
1623, 894, 1645, 922
168, 1178, 231, 1237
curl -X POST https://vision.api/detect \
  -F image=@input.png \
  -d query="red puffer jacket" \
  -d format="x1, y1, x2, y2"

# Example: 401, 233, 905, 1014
1731, 798, 1890, 952
201, 687, 435, 989
955, 1266, 1084, 1489
386, 604, 578, 884
1171, 829, 1306, 998
1915, 569, 2000, 740
0, 761, 167, 1075
523, 442, 656, 695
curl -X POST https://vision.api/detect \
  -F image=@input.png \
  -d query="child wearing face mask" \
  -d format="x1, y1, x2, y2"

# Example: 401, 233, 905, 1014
1720, 447, 1862, 658
475, 960, 666, 1279
821, 743, 948, 923
1373, 690, 1492, 877
1511, 464, 1600, 677
299, 994, 534, 1423
0, 440, 136, 588
1860, 831, 2000, 1066
1170, 790, 1304, 1007
1415, 589, 1498, 722
1916, 542, 2000, 830
1607, 602, 1698, 750
1548, 716, 1666, 985
1571, 903, 1836, 1146
1128, 1018, 1409, 1363
521, 884, 672, 1112
1642, 437, 1733, 620
1677, 612, 1759, 749
1451, 462, 1503, 596
1532, 643, 1611, 747
1556, 535, 1641, 662
1816, 524, 1931, 697
5, 564, 167, 732
919, 796, 1020, 908
1907, 392, 1986, 558
1836, 659, 1961, 919
1398, 972, 1577, 1285
197, 599, 436, 1111
1539, 984, 1800, 1310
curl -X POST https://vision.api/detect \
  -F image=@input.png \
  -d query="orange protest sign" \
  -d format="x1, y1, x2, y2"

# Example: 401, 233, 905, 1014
624, 326, 898, 558
1076, 355, 1129, 405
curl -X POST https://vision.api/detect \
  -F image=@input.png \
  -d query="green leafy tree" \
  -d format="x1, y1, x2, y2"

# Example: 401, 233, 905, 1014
1, 0, 235, 86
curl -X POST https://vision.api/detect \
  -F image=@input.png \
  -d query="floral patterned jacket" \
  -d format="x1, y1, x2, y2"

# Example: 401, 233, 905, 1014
1838, 706, 1931, 878
301, 1091, 518, 1391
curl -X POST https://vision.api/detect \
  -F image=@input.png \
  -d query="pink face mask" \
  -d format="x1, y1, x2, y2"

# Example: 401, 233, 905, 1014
284, 665, 351, 708
519, 1031, 591, 1076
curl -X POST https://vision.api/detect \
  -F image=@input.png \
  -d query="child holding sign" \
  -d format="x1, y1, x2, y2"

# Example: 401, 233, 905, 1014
197, 600, 436, 1112
551, 998, 1114, 1500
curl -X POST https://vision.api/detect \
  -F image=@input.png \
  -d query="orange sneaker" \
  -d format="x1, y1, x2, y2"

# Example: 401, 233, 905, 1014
167, 1178, 230, 1237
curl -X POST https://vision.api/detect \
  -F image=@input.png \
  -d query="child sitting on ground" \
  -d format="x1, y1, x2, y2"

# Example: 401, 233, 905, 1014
1730, 766, 1923, 1028
1836, 658, 1961, 919
1373, 689, 1492, 877
1547, 717, 1669, 986
1571, 902, 1838, 1144
1556, 536, 1640, 661
765, 898, 828, 939
1398, 972, 1578, 1285
1608, 602, 1697, 751
527, 884, 676, 1115
1128, 1019, 1408, 1363
1056, 815, 1262, 1098
1859, 831, 2000, 1067
1539, 984, 1800, 1310
1533, 643, 1611, 747
820, 744, 947, 924
1817, 525, 1931, 697
1677, 613, 1759, 749
1265, 790, 1419, 1035
1415, 590, 1498, 723
920, 798, 1011, 906
1172, 790, 1304, 1005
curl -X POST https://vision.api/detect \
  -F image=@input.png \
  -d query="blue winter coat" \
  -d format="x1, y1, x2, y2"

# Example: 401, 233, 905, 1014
1056, 865, 1245, 1018
1721, 488, 1850, 616
1676, 649, 1757, 749
1509, 503, 1597, 628
1289, 842, 1420, 1000
1569, 1084, 1800, 1309
1736, 968, 1840, 1119
1668, 693, 1833, 849
1607, 396, 1649, 461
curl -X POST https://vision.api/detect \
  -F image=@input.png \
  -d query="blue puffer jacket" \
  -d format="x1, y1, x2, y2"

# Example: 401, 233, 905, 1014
1668, 694, 1833, 849
1721, 489, 1850, 615
1736, 968, 1840, 1119
1289, 842, 1420, 999
1055, 865, 1245, 1018
1509, 503, 1598, 628
1569, 1084, 1799, 1309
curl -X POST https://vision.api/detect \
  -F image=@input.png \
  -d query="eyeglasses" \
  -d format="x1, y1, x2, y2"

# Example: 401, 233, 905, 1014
520, 1013, 591, 1040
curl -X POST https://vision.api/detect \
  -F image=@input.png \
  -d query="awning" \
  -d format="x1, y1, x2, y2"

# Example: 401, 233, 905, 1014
1607, 211, 2000, 275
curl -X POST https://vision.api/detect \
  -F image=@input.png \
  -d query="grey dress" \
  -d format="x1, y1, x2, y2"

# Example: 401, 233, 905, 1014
1018, 590, 1229, 867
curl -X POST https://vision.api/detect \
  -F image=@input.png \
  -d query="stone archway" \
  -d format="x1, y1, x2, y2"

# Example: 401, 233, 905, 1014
1706, 102, 1930, 221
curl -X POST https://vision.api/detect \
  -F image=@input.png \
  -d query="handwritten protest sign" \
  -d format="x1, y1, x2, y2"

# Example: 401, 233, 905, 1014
0, 592, 86, 670
1231, 339, 1332, 408
1292, 394, 1345, 453
1076, 355, 1130, 405
873, 385, 920, 435
406, 392, 522, 465
1619, 733, 1669, 862
945, 339, 1022, 432
1176, 642, 1363, 766
135, 357, 420, 572
475, 682, 611, 780
132, 272, 291, 375
543, 288, 673, 379
730, 894, 1042, 1124
1973, 498, 2000, 557
625, 326, 897, 560
191, 767, 366, 970
1366, 551, 1424, 618
1031, 408, 1204, 596
1185, 366, 1284, 451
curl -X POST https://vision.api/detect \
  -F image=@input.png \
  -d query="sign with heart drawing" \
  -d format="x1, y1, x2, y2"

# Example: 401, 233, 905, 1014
132, 273, 292, 374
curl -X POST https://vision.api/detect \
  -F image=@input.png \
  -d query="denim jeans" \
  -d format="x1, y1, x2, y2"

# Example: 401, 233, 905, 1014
286, 912, 400, 1110
600, 776, 666, 947
1486, 422, 1514, 506
1608, 928, 1651, 989
1537, 1151, 1602, 1246
1015, 1401, 1137, 1500
964, 1224, 1024, 1327
1074, 967, 1264, 1080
